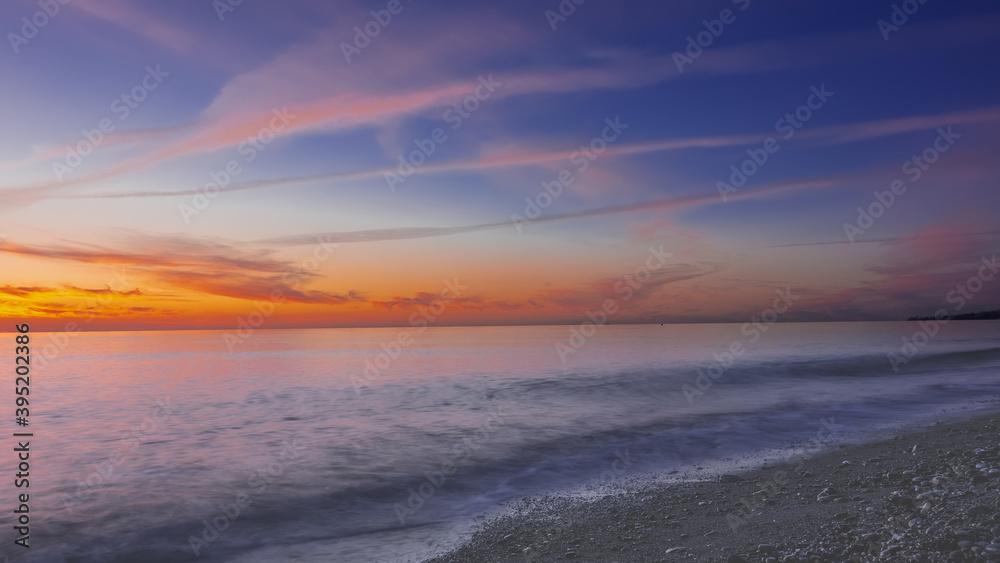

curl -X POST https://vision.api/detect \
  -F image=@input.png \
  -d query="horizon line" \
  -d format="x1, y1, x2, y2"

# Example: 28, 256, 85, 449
6, 316, 997, 334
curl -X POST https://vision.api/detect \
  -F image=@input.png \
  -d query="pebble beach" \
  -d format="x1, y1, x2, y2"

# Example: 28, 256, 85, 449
428, 409, 1000, 562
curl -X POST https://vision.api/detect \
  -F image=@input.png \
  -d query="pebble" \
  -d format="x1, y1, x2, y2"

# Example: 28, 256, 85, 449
970, 506, 992, 517
425, 419, 1000, 563
817, 487, 838, 501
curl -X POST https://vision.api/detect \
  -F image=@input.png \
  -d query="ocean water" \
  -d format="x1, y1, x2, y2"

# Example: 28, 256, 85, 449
5, 321, 1000, 562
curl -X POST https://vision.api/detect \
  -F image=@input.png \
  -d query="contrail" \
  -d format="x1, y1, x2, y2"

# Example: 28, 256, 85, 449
255, 175, 841, 246
52, 104, 1000, 202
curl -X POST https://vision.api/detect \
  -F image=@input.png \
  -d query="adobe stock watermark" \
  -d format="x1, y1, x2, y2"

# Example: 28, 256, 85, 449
188, 440, 307, 557
877, 0, 931, 41
212, 0, 244, 21
555, 245, 673, 363
843, 126, 959, 242
672, 0, 751, 73
52, 65, 169, 181
544, 0, 587, 31
393, 406, 507, 524
351, 278, 467, 394
717, 84, 834, 201
511, 116, 628, 233
726, 416, 843, 530
222, 236, 340, 352
523, 447, 636, 562
7, 0, 71, 54
59, 398, 174, 515
179, 106, 296, 223
385, 74, 501, 192
682, 287, 799, 405
340, 0, 413, 63
888, 254, 998, 372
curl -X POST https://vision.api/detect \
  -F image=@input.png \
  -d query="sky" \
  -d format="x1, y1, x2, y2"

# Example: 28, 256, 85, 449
1, 0, 999, 331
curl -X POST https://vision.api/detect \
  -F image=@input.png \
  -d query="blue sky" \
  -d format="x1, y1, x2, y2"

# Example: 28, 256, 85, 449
1, 0, 999, 330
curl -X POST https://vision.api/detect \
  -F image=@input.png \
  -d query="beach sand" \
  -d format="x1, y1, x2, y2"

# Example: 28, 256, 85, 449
427, 410, 1000, 562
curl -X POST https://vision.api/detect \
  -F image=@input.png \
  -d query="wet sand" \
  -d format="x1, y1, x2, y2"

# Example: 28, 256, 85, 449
427, 409, 1000, 562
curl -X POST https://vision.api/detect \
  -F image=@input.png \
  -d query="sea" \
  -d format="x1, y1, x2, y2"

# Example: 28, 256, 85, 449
4, 320, 999, 562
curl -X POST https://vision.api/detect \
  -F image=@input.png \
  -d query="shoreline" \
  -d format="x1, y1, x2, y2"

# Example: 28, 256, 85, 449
427, 407, 1000, 562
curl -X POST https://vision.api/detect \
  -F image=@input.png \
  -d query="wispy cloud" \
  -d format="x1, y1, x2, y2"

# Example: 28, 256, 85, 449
0, 52, 677, 206
0, 236, 363, 306
251, 172, 850, 247
371, 292, 486, 311
783, 225, 1000, 320
769, 229, 1000, 248
6, 10, 996, 208
52, 104, 1000, 202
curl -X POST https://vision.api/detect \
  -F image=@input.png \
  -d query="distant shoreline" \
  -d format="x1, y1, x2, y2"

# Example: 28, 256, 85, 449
907, 309, 1000, 322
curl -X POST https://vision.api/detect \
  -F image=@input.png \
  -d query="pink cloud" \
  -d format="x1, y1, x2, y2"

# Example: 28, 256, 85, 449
792, 225, 1000, 319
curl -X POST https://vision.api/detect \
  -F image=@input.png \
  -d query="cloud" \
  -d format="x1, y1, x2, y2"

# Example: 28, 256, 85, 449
785, 226, 1000, 320
5, 10, 997, 208
370, 292, 485, 311
16, 302, 166, 319
0, 283, 160, 321
252, 172, 847, 247
0, 236, 290, 273
0, 235, 362, 306
493, 300, 535, 311
54, 104, 1000, 203
533, 261, 720, 314
0, 47, 679, 206
0, 286, 56, 298
0, 284, 145, 299
63, 285, 143, 296
593, 262, 722, 303
153, 270, 366, 305
769, 229, 1000, 248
